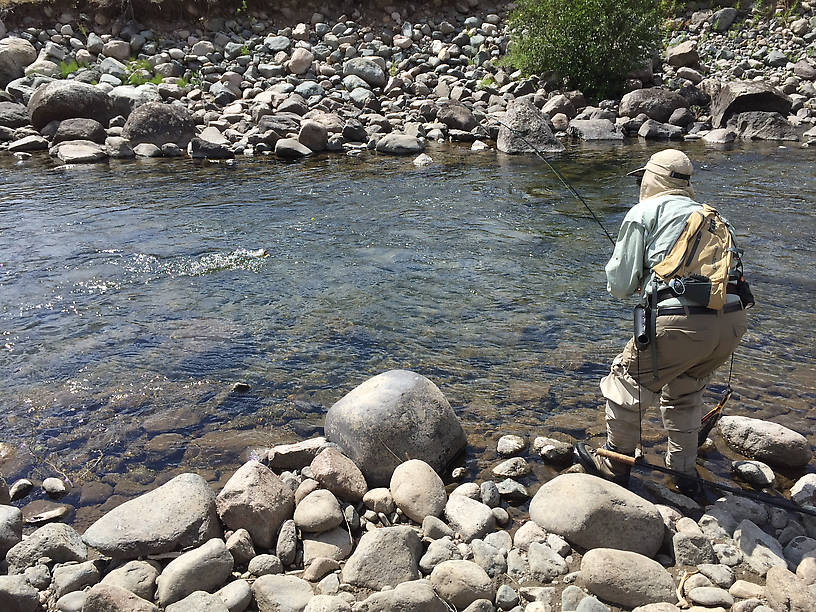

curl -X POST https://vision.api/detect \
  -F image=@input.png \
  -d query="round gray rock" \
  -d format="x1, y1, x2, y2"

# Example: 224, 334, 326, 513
342, 57, 387, 88
252, 574, 314, 612
719, 416, 811, 468
390, 459, 447, 523
83, 473, 221, 559
444, 494, 496, 543
376, 133, 424, 155
27, 80, 114, 131
6, 523, 87, 575
294, 489, 343, 533
530, 473, 664, 557
430, 560, 495, 609
81, 584, 157, 612
581, 548, 677, 609
155, 538, 234, 606
325, 370, 466, 487
122, 102, 195, 148
101, 560, 160, 601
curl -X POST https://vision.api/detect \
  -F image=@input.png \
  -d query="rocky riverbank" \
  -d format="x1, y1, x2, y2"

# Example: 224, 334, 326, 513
1, 1, 816, 164
2, 369, 816, 612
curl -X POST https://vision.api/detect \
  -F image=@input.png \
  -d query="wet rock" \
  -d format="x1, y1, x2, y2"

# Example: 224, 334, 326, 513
122, 102, 196, 148
216, 579, 252, 612
325, 370, 465, 487
343, 57, 386, 88
492, 457, 531, 478
0, 102, 29, 129
496, 435, 526, 456
253, 574, 314, 612
342, 526, 422, 589
731, 460, 775, 488
106, 136, 135, 159
445, 494, 496, 543
530, 473, 664, 557
718, 416, 810, 467
729, 111, 799, 141
216, 460, 294, 549
275, 137, 312, 159
0, 37, 37, 87
533, 436, 573, 464
55, 140, 108, 163
710, 82, 793, 129
8, 134, 48, 152
567, 119, 624, 140
9, 479, 33, 502
390, 459, 446, 523
735, 519, 786, 576
190, 138, 234, 159
765, 565, 816, 611
7, 522, 86, 574
666, 41, 699, 68
302, 527, 353, 565
619, 88, 688, 123
267, 437, 328, 471
497, 99, 565, 154
431, 560, 495, 609
376, 133, 424, 155
101, 560, 160, 601
581, 548, 677, 609
27, 80, 114, 131
703, 128, 738, 144
0, 575, 39, 612
82, 583, 157, 612
156, 538, 234, 606
0, 505, 22, 557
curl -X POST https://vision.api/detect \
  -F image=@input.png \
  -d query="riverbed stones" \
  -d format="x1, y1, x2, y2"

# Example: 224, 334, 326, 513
155, 538, 234, 606
430, 560, 495, 609
122, 102, 196, 148
52, 560, 100, 599
81, 583, 158, 612
302, 527, 353, 564
718, 416, 811, 468
360, 578, 447, 611
216, 460, 293, 549
226, 528, 256, 566
530, 473, 664, 557
288, 48, 314, 75
497, 99, 565, 154
343, 57, 387, 88
710, 81, 793, 129
6, 522, 86, 574
437, 101, 477, 132
267, 437, 328, 471
731, 460, 775, 488
619, 88, 688, 123
55, 140, 108, 163
528, 541, 568, 581
667, 40, 699, 68
445, 494, 496, 543
376, 133, 424, 155
581, 548, 677, 608
0, 101, 29, 129
0, 505, 22, 557
765, 565, 816, 611
310, 447, 367, 501
298, 120, 328, 152
252, 575, 313, 612
390, 459, 446, 523
295, 489, 343, 533
52, 118, 107, 145
83, 472, 220, 558
101, 560, 160, 601
734, 519, 787, 576
730, 111, 799, 141
341, 526, 422, 589
27, 80, 114, 131
325, 370, 466, 487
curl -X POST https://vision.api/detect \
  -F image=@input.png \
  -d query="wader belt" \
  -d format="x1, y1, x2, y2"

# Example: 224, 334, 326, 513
654, 281, 740, 304
657, 301, 744, 316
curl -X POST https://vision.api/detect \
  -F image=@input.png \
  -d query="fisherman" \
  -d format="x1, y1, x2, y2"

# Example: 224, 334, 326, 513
577, 149, 749, 495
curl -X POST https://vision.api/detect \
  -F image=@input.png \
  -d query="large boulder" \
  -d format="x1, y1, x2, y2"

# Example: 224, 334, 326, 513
82, 473, 221, 559
711, 81, 792, 129
27, 81, 114, 131
342, 57, 387, 88
729, 111, 799, 141
215, 460, 294, 549
718, 416, 811, 468
496, 99, 565, 154
0, 38, 37, 88
619, 88, 688, 123
529, 473, 664, 557
341, 526, 422, 589
122, 102, 196, 147
390, 459, 447, 523
6, 523, 87, 574
581, 548, 677, 609
325, 370, 466, 487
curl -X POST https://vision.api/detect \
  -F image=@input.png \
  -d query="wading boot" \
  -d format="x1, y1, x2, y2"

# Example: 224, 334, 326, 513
574, 443, 631, 488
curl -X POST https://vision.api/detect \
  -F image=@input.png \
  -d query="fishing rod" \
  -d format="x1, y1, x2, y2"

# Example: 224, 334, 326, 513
591, 445, 816, 518
489, 116, 617, 246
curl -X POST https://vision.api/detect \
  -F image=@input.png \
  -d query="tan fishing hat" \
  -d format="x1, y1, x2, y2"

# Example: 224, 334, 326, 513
627, 149, 694, 181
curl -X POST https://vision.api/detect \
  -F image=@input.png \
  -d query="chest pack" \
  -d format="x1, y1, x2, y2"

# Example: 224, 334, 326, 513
651, 204, 736, 310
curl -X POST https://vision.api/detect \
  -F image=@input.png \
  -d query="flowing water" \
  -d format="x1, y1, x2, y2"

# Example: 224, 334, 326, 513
1, 141, 815, 523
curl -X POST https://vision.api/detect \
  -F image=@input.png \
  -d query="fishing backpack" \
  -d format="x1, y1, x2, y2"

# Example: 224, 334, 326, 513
652, 204, 739, 310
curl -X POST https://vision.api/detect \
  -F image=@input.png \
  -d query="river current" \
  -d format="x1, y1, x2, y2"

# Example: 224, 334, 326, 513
1, 141, 815, 522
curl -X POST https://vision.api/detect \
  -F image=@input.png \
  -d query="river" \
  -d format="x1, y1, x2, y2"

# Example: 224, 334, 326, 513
1, 141, 815, 521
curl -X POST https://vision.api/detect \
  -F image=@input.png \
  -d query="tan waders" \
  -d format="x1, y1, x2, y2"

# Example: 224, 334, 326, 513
601, 306, 747, 476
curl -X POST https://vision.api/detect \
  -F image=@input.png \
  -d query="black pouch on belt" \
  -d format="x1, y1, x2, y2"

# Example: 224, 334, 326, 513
633, 303, 650, 350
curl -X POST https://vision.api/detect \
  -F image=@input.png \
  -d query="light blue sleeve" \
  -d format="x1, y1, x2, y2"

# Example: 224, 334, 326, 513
605, 214, 646, 299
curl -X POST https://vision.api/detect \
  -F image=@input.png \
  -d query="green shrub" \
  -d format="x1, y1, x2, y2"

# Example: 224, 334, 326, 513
59, 59, 80, 78
505, 0, 665, 99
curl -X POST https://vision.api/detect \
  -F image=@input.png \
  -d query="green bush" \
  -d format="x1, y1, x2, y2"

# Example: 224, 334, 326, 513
505, 0, 666, 99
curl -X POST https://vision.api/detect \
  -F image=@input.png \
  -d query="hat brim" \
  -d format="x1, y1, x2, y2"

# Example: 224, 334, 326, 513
626, 166, 647, 177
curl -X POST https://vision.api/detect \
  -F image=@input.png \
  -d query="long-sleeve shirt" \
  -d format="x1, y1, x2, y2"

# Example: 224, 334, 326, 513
605, 193, 741, 305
